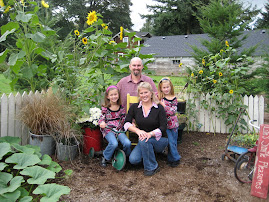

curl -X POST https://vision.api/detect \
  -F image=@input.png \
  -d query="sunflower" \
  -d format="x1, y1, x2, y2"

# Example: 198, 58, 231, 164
202, 59, 205, 66
225, 40, 229, 47
4, 6, 11, 13
104, 26, 108, 30
199, 70, 203, 74
220, 49, 224, 53
191, 73, 194, 77
120, 26, 123, 40
0, 0, 4, 7
82, 37, 87, 45
109, 40, 115, 45
74, 30, 80, 36
86, 11, 98, 26
229, 90, 233, 94
41, 0, 49, 8
219, 72, 223, 76
213, 80, 217, 84
178, 63, 182, 67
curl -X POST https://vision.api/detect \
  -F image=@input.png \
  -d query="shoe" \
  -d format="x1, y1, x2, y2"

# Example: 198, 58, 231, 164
144, 166, 160, 176
100, 157, 110, 167
167, 160, 180, 168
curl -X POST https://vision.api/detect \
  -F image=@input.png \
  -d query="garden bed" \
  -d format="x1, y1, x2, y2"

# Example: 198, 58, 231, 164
56, 131, 265, 202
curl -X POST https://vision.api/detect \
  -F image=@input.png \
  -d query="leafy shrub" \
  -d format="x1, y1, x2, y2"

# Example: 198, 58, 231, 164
0, 136, 72, 202
230, 132, 259, 148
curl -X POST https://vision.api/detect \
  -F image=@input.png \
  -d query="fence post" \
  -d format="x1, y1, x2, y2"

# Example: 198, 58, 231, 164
1, 94, 8, 137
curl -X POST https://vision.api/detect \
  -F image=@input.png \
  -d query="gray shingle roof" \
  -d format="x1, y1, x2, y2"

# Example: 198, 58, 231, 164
140, 29, 269, 57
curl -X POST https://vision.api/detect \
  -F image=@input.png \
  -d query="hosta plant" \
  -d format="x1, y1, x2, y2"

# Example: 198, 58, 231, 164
0, 136, 72, 202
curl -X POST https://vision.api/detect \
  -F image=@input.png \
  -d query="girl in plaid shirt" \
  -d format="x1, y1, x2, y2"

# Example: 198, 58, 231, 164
158, 77, 181, 167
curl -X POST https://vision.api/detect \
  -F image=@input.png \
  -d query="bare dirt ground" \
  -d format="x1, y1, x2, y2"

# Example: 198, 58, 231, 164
56, 126, 269, 202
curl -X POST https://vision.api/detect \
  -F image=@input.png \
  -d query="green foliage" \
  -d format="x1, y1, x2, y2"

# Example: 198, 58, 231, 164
186, 46, 253, 132
0, 136, 71, 201
255, 0, 269, 29
230, 132, 259, 148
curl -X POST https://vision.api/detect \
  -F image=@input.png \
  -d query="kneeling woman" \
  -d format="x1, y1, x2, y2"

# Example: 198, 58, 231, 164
124, 82, 168, 176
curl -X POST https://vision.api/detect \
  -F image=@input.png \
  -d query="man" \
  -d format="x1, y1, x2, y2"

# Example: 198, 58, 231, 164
117, 57, 157, 111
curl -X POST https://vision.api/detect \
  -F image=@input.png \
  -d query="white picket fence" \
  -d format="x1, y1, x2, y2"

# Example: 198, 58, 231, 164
0, 91, 265, 144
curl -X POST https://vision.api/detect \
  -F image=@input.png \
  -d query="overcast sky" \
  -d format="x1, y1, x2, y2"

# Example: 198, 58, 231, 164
130, 0, 268, 31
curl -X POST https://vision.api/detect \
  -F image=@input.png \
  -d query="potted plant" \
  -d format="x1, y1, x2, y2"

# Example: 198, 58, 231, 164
77, 107, 102, 155
18, 90, 75, 156
177, 113, 188, 144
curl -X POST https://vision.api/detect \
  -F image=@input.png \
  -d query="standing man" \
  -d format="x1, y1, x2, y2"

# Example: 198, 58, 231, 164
117, 57, 157, 111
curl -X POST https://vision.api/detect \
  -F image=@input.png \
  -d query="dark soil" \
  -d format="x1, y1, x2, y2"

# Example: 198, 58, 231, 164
56, 130, 269, 202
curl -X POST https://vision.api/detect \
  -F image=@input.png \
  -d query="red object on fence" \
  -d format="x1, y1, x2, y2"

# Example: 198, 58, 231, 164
251, 124, 269, 199
83, 128, 103, 154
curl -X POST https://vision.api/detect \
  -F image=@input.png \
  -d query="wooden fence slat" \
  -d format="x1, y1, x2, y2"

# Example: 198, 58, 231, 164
8, 93, 15, 137
21, 92, 29, 145
15, 93, 22, 140
205, 93, 210, 132
1, 94, 8, 137
199, 94, 205, 132
248, 95, 254, 133
259, 96, 264, 126
243, 95, 249, 133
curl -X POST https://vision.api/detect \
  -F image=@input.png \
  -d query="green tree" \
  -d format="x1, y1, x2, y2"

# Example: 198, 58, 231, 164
143, 0, 210, 36
255, 0, 269, 29
191, 0, 259, 62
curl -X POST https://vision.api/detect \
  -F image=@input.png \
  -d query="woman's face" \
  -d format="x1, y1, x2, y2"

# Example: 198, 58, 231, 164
139, 88, 152, 103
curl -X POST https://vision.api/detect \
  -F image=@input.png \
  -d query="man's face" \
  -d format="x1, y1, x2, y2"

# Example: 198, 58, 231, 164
129, 59, 143, 77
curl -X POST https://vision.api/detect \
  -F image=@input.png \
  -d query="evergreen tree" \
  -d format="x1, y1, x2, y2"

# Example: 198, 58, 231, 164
191, 0, 259, 62
143, 0, 210, 36
255, 0, 269, 29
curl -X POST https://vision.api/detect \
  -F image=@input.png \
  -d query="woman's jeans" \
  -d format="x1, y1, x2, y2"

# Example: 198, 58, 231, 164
167, 128, 181, 162
129, 137, 168, 171
103, 132, 131, 160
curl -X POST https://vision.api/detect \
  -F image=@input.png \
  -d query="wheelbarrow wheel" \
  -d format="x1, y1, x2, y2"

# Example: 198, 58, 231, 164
234, 151, 255, 184
112, 149, 126, 171
88, 147, 95, 158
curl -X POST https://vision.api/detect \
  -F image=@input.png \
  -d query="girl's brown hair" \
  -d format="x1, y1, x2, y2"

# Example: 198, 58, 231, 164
102, 86, 121, 108
137, 82, 159, 104
158, 77, 175, 100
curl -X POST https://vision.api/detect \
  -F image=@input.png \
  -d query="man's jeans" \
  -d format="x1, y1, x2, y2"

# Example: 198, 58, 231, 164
103, 132, 131, 160
129, 137, 168, 171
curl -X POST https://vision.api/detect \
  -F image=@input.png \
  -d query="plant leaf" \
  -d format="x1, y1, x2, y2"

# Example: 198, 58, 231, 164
19, 196, 33, 202
20, 166, 55, 185
12, 144, 35, 155
46, 161, 62, 173
0, 189, 21, 202
0, 136, 20, 144
5, 153, 41, 169
38, 154, 52, 165
0, 142, 12, 160
33, 183, 70, 201
0, 28, 16, 43
0, 172, 24, 195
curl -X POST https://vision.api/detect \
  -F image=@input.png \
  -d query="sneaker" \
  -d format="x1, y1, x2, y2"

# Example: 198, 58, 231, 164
100, 157, 110, 167
144, 166, 160, 176
167, 160, 180, 167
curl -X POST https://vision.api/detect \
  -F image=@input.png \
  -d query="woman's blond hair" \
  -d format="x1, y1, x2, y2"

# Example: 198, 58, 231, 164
158, 77, 175, 100
137, 82, 159, 104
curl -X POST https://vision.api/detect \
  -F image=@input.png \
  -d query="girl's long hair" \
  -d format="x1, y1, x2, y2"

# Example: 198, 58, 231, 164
158, 77, 175, 100
137, 82, 159, 104
102, 86, 121, 108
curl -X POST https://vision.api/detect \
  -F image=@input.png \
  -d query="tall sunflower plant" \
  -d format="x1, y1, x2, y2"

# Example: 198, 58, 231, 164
186, 43, 254, 132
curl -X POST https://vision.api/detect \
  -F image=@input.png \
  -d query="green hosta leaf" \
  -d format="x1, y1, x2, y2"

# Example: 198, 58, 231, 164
0, 136, 20, 144
0, 162, 8, 171
38, 154, 52, 165
33, 183, 70, 202
0, 189, 21, 202
12, 144, 35, 155
20, 166, 55, 185
0, 172, 24, 195
0, 143, 12, 160
16, 11, 33, 23
0, 29, 16, 43
19, 196, 33, 202
5, 153, 41, 169
47, 161, 62, 173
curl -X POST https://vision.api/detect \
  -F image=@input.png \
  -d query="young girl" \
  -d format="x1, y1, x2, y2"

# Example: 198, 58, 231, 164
98, 85, 131, 167
158, 77, 181, 167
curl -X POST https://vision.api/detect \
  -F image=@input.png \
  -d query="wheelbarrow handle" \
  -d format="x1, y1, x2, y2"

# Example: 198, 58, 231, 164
249, 120, 260, 130
105, 125, 126, 134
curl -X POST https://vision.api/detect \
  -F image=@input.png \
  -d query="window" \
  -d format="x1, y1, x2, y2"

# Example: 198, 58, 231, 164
123, 37, 128, 43
172, 60, 181, 64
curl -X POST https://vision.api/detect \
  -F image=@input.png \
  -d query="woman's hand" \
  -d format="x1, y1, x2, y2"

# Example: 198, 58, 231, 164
135, 129, 146, 138
99, 122, 106, 129
138, 131, 152, 142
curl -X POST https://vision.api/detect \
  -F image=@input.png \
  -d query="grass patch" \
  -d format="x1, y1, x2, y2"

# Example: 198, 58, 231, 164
0, 74, 13, 95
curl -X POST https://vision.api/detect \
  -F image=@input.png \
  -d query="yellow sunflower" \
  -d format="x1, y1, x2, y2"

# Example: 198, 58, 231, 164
191, 73, 194, 77
199, 70, 203, 74
0, 0, 4, 7
4, 6, 11, 13
86, 11, 98, 26
120, 26, 123, 40
109, 40, 115, 45
104, 26, 108, 30
219, 72, 223, 76
229, 90, 233, 94
213, 80, 217, 84
82, 37, 87, 45
74, 30, 80, 36
220, 49, 224, 53
178, 63, 182, 67
41, 0, 49, 8
225, 40, 229, 47
202, 59, 205, 66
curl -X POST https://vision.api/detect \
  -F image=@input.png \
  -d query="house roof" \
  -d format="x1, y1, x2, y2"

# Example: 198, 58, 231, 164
112, 30, 151, 40
140, 29, 269, 57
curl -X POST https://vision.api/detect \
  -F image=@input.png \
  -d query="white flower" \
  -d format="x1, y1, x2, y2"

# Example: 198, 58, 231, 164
93, 120, 98, 126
